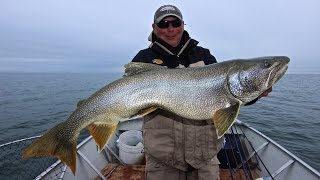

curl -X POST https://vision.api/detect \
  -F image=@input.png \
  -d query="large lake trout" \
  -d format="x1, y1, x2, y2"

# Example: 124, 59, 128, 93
23, 56, 289, 174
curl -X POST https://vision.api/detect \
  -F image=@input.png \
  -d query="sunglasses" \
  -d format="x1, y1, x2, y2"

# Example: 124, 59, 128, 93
157, 19, 182, 29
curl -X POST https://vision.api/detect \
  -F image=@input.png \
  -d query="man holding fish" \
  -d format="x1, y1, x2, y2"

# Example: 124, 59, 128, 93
132, 4, 272, 180
23, 4, 287, 179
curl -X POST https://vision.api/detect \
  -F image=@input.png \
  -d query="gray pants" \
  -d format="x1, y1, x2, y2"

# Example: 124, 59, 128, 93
143, 110, 224, 180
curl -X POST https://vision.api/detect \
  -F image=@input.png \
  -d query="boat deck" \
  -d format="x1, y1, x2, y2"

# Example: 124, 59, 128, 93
95, 163, 259, 180
2, 119, 316, 179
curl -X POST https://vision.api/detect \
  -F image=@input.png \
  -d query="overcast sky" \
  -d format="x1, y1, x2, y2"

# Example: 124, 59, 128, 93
1, 0, 319, 74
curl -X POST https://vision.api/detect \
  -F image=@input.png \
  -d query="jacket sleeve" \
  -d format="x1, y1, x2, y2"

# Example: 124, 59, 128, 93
202, 48, 217, 65
131, 50, 147, 62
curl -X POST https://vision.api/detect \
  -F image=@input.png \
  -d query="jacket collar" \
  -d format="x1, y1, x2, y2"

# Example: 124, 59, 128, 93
148, 30, 199, 57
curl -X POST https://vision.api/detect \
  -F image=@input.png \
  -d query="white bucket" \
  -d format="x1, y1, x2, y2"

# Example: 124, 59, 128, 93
118, 130, 144, 165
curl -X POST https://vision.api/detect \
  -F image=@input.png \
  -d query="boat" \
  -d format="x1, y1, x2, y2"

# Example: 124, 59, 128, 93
1, 113, 320, 180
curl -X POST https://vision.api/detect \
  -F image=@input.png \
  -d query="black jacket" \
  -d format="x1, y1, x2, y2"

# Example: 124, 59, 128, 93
131, 31, 260, 106
131, 31, 217, 68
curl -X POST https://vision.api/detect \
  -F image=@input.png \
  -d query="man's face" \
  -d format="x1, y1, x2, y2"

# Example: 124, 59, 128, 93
153, 16, 184, 47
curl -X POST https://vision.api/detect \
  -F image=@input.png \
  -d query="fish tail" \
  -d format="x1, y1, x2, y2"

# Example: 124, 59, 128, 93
22, 122, 78, 174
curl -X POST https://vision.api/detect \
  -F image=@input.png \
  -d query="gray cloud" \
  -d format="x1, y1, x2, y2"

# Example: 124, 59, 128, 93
1, 0, 319, 73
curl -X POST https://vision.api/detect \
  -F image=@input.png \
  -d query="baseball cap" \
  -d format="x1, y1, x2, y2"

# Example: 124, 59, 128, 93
154, 5, 183, 23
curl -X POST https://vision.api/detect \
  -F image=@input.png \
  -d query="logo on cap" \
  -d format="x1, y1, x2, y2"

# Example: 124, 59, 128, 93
160, 6, 175, 12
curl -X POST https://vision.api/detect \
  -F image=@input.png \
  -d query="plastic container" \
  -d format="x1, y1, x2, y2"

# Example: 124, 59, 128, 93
118, 130, 144, 165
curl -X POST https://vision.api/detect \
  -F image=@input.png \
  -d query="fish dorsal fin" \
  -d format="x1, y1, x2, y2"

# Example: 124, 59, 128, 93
213, 102, 241, 138
124, 62, 166, 76
76, 99, 86, 107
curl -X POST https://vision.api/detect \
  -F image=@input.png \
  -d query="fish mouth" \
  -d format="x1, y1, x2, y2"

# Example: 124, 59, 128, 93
267, 57, 289, 87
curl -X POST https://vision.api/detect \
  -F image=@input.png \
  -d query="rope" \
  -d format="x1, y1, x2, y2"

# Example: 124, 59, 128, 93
223, 136, 235, 180
225, 132, 244, 180
230, 127, 252, 180
238, 126, 275, 180
233, 126, 254, 180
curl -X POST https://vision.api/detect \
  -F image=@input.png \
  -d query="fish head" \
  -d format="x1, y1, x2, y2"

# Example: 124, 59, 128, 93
227, 56, 289, 103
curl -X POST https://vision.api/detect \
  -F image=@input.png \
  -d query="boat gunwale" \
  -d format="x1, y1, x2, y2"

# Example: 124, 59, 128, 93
236, 120, 320, 177
0, 135, 41, 148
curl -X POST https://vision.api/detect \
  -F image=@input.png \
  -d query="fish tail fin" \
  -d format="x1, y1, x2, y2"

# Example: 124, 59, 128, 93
88, 122, 117, 151
22, 122, 78, 174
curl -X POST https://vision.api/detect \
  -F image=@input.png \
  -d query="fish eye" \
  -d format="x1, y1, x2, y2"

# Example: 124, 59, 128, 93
264, 61, 272, 68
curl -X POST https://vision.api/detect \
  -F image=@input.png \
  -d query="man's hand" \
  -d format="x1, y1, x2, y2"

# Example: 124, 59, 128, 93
244, 87, 273, 106
258, 87, 272, 98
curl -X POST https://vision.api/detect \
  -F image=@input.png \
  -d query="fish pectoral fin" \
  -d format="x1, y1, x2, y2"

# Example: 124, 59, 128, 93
22, 122, 78, 175
124, 62, 166, 76
137, 107, 158, 117
214, 102, 241, 139
88, 122, 117, 152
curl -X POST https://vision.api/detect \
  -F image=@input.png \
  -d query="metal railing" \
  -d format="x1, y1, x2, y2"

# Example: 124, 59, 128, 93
0, 136, 60, 180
